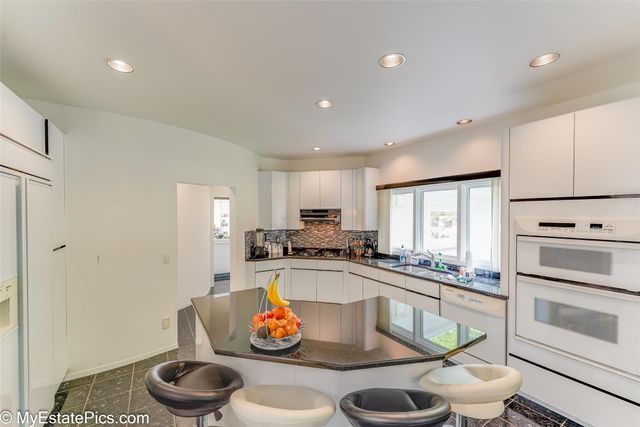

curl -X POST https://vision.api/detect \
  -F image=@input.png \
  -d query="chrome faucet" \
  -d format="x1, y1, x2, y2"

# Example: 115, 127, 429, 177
409, 250, 435, 266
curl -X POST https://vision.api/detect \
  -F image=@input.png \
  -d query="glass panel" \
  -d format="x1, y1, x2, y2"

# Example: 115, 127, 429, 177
539, 246, 612, 275
469, 185, 492, 265
534, 298, 618, 344
213, 198, 230, 239
422, 189, 457, 256
390, 192, 414, 250
420, 311, 483, 348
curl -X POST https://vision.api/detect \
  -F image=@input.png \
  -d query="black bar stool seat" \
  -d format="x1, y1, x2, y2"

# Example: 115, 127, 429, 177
145, 360, 243, 425
340, 388, 451, 427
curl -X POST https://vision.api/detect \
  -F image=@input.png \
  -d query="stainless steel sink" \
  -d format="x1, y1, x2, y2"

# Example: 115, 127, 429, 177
389, 264, 431, 274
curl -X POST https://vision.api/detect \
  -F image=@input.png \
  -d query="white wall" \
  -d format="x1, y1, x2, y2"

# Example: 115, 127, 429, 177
27, 101, 258, 379
177, 183, 212, 310
366, 82, 640, 184
258, 155, 365, 171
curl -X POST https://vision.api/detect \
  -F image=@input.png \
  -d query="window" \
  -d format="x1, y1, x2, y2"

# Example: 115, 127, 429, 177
213, 198, 230, 240
390, 191, 414, 251
389, 178, 500, 271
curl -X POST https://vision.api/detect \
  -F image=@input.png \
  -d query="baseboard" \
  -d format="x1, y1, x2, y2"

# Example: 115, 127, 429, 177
64, 343, 178, 381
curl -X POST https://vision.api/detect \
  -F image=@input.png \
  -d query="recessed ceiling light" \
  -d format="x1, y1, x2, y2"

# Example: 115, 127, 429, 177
378, 53, 405, 69
384, 142, 396, 147
315, 99, 333, 109
529, 53, 560, 68
105, 58, 134, 73
456, 119, 473, 125
312, 147, 321, 151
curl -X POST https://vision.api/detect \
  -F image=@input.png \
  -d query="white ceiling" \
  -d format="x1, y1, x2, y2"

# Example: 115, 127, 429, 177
2, 1, 639, 159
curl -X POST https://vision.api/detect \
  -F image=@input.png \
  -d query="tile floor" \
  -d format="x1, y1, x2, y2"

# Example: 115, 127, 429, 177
51, 301, 582, 427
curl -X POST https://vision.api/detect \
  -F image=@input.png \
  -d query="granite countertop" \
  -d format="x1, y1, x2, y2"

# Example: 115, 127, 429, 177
246, 255, 506, 300
192, 288, 486, 371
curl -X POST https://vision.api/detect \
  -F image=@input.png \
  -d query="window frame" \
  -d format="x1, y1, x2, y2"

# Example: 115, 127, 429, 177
389, 178, 500, 271
389, 188, 416, 254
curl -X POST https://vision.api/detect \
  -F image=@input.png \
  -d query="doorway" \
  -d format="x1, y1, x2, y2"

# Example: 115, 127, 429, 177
176, 184, 233, 310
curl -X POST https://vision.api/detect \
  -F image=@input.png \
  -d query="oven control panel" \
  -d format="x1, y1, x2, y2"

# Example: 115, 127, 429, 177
537, 220, 616, 235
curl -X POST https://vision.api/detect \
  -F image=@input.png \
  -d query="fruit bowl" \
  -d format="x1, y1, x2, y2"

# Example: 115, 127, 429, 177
249, 272, 303, 351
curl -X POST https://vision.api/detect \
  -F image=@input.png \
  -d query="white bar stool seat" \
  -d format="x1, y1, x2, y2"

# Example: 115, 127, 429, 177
419, 364, 522, 420
230, 385, 336, 427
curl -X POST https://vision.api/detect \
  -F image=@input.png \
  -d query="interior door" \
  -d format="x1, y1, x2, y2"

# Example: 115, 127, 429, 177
0, 171, 23, 427
26, 179, 54, 419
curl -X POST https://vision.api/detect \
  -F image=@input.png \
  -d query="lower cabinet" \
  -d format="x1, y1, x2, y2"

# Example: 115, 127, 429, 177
255, 268, 286, 297
290, 269, 317, 301
404, 290, 439, 315
379, 282, 405, 302
346, 273, 363, 302
362, 278, 380, 299
316, 270, 344, 303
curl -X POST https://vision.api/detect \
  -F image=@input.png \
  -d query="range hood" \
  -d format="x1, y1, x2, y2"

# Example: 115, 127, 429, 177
300, 209, 341, 223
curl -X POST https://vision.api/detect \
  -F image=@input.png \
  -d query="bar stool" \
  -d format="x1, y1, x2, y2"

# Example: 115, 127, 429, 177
339, 388, 451, 427
230, 385, 335, 427
419, 364, 522, 426
145, 360, 244, 427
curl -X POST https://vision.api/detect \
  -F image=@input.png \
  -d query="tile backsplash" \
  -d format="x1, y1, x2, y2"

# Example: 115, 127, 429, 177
245, 222, 378, 258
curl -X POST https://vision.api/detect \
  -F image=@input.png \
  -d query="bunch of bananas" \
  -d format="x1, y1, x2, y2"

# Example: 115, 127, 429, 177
267, 272, 289, 307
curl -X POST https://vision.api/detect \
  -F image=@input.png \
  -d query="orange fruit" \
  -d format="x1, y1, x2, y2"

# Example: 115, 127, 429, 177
274, 327, 287, 339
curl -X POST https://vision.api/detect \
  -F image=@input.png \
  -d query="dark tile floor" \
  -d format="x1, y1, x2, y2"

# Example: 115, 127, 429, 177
51, 295, 582, 427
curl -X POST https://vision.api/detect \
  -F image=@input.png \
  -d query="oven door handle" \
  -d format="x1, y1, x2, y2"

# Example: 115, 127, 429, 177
516, 235, 640, 250
516, 274, 640, 302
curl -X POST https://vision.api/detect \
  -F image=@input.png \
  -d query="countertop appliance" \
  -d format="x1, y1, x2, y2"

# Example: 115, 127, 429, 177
300, 209, 341, 223
508, 198, 640, 425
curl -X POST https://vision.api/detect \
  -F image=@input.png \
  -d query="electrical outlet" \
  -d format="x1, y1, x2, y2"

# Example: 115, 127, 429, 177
162, 317, 171, 329
162, 254, 170, 264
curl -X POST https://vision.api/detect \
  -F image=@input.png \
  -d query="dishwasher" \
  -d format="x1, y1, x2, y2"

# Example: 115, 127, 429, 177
440, 285, 507, 364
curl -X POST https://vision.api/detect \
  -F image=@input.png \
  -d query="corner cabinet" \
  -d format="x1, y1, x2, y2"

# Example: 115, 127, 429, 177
509, 96, 640, 199
574, 97, 640, 197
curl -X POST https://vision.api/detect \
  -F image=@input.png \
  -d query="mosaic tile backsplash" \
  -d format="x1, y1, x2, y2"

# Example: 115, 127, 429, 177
245, 222, 378, 258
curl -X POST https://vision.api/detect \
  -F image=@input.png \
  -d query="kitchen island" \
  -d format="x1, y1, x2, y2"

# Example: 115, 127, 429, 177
192, 288, 486, 426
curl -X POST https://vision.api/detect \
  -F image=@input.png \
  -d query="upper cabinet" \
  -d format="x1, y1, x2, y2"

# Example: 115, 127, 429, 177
0, 83, 46, 154
319, 170, 341, 208
257, 171, 288, 230
509, 113, 575, 199
287, 172, 301, 230
356, 167, 380, 230
340, 170, 355, 230
509, 96, 639, 199
574, 97, 640, 197
299, 171, 320, 208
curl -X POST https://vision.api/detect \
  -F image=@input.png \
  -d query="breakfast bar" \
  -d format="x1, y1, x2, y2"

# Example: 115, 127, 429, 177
192, 288, 486, 425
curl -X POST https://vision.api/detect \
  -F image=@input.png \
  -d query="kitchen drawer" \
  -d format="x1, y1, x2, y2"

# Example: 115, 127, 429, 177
378, 269, 405, 288
379, 283, 405, 303
290, 259, 317, 270
349, 263, 379, 280
405, 291, 439, 315
316, 270, 344, 303
254, 259, 287, 272
362, 278, 379, 299
405, 277, 439, 298
315, 260, 344, 271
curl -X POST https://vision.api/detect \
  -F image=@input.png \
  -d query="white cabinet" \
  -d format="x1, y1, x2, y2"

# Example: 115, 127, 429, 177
340, 170, 356, 230
290, 269, 317, 301
509, 113, 575, 199
316, 270, 344, 303
356, 167, 380, 230
378, 270, 405, 288
48, 122, 66, 247
257, 171, 287, 230
362, 278, 379, 299
255, 268, 286, 297
299, 171, 320, 209
319, 170, 341, 208
405, 277, 439, 299
405, 290, 439, 315
346, 273, 363, 302
379, 283, 405, 302
26, 179, 54, 419
0, 83, 45, 154
574, 97, 640, 197
287, 172, 301, 229
255, 270, 272, 289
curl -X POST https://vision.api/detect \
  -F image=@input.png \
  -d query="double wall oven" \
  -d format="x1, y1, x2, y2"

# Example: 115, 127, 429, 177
508, 198, 640, 424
